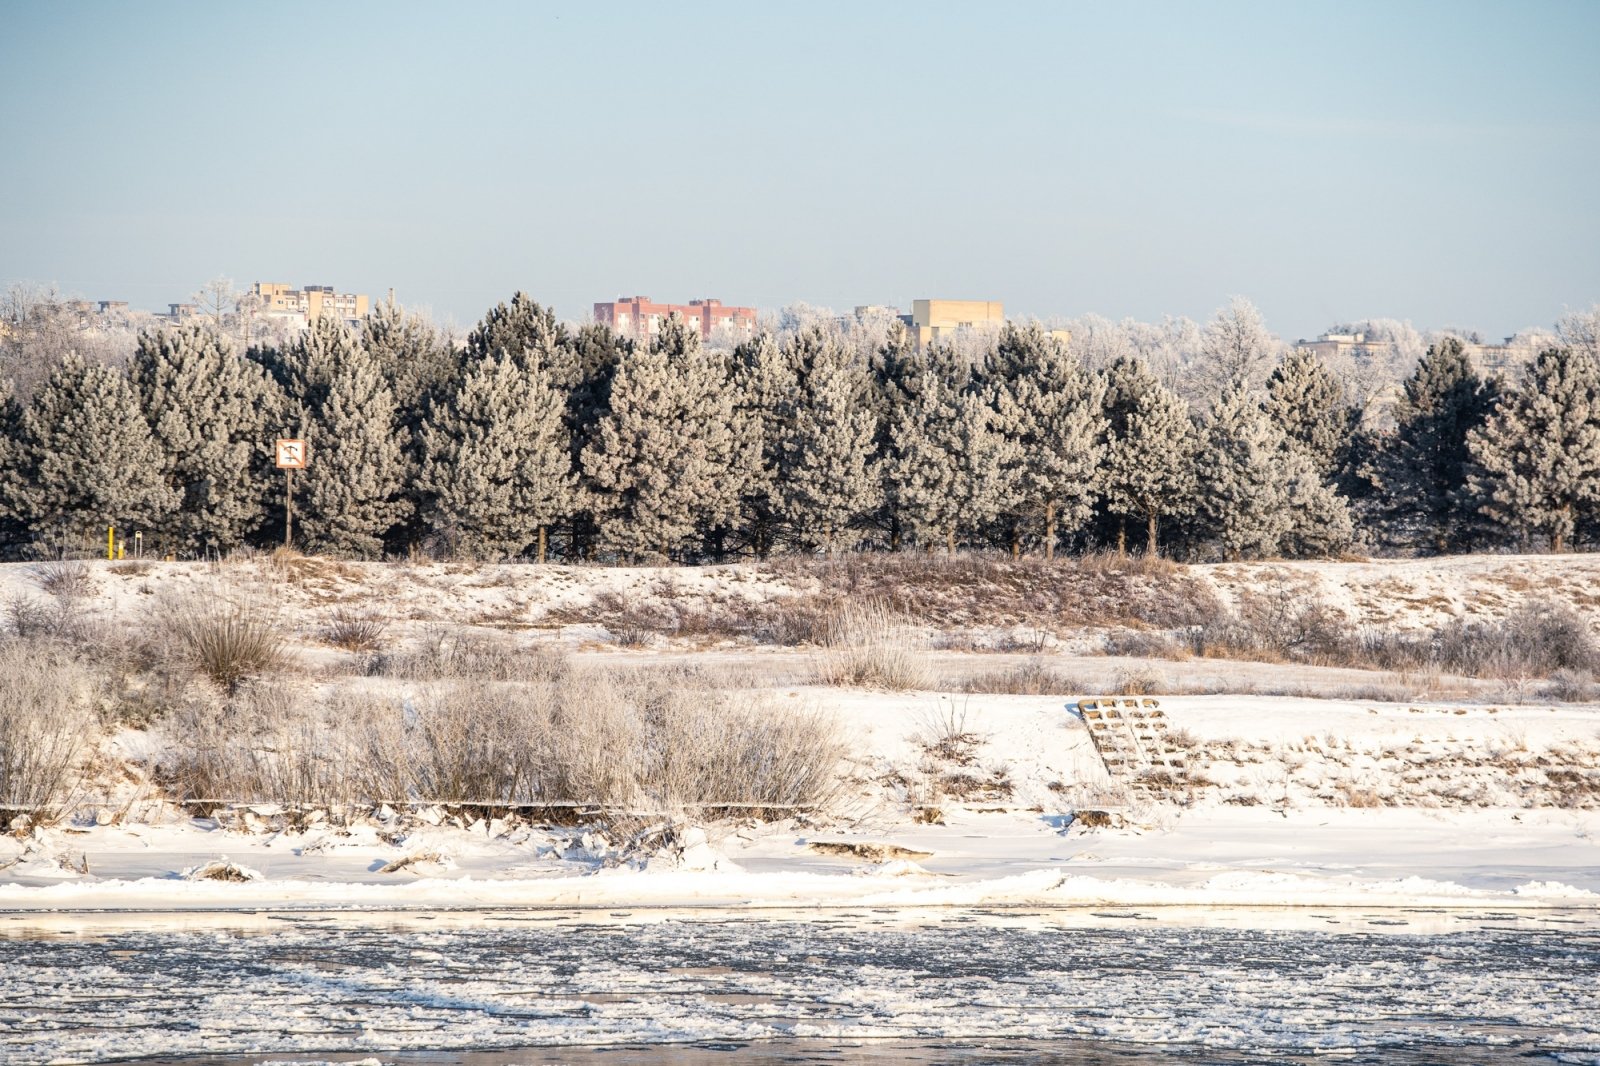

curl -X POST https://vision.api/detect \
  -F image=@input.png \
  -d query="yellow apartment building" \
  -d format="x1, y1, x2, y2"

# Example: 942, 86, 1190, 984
252, 282, 370, 327
908, 299, 1005, 346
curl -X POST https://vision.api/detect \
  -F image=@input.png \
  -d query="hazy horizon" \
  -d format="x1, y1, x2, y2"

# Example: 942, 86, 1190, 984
3, 0, 1596, 340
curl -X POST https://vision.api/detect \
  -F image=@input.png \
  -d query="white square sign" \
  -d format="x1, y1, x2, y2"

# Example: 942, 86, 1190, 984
275, 438, 308, 469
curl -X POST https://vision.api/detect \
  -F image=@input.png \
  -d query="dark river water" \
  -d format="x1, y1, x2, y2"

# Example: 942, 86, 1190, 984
1, 907, 1596, 1065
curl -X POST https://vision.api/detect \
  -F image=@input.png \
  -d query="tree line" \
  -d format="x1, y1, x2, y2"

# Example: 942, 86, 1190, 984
1, 292, 1597, 562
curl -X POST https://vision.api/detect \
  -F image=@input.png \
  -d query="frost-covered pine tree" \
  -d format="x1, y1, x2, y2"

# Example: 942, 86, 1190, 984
1374, 337, 1497, 553
1264, 348, 1351, 477
582, 316, 739, 560
464, 292, 574, 386
1197, 379, 1292, 560
781, 324, 840, 397
564, 322, 631, 560
728, 333, 794, 557
5, 354, 178, 554
782, 340, 881, 555
416, 348, 575, 560
950, 385, 1021, 553
262, 313, 357, 412
1102, 357, 1197, 556
363, 297, 457, 436
1467, 346, 1600, 552
869, 323, 931, 550
362, 298, 458, 554
1279, 447, 1356, 558
988, 324, 1107, 558
293, 323, 407, 557
0, 378, 27, 552
883, 347, 963, 551
129, 324, 286, 555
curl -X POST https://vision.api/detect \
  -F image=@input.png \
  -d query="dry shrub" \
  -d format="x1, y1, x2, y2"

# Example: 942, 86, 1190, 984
1076, 549, 1180, 578
1436, 600, 1598, 679
163, 664, 846, 816
322, 609, 388, 653
1175, 593, 1597, 683
26, 559, 95, 600
917, 695, 983, 764
1165, 727, 1201, 750
1112, 666, 1164, 696
1339, 786, 1386, 809
960, 658, 1082, 695
160, 683, 347, 812
0, 640, 100, 829
753, 596, 837, 646
367, 626, 567, 683
183, 858, 260, 882
1187, 591, 1349, 663
1339, 599, 1598, 681
6, 594, 101, 646
937, 768, 1014, 802
1104, 629, 1187, 659
1544, 669, 1599, 703
815, 598, 933, 690
163, 595, 286, 693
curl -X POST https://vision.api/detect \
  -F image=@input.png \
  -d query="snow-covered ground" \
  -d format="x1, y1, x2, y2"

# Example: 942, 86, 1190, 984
2, 688, 1596, 913
2, 556, 1598, 917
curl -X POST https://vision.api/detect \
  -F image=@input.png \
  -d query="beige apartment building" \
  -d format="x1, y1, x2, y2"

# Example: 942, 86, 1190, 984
252, 282, 370, 328
906, 299, 1005, 346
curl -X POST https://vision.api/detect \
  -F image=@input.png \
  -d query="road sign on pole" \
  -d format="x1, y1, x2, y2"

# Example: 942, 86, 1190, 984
275, 439, 308, 548
275, 439, 308, 470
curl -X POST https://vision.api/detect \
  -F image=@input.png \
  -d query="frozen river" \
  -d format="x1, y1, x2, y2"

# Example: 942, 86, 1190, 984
2, 907, 1596, 1064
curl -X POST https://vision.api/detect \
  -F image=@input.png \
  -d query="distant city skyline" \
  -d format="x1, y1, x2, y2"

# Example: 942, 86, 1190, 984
2, 1, 1596, 342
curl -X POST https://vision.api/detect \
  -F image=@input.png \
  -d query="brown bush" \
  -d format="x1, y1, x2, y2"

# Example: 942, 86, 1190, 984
163, 595, 287, 694
959, 658, 1083, 695
322, 609, 388, 653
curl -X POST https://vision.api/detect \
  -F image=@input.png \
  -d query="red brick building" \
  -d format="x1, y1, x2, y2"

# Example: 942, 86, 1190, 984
593, 296, 757, 342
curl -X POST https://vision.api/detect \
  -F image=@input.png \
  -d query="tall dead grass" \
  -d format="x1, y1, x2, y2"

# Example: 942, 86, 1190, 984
162, 661, 846, 816
365, 626, 568, 683
162, 594, 287, 693
1138, 594, 1598, 685
0, 641, 100, 828
815, 599, 933, 690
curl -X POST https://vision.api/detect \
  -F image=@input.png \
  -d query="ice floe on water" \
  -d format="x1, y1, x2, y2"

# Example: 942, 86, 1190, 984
1, 909, 1596, 1065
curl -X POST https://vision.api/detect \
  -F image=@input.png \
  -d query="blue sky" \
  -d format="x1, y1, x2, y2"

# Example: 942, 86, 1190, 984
2, 0, 1596, 339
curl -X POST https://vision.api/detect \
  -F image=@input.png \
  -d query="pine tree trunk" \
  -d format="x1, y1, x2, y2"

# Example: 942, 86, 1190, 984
1045, 501, 1057, 561
825, 522, 834, 558
1146, 513, 1159, 557
1556, 504, 1571, 553
537, 525, 547, 564
1117, 519, 1127, 557
946, 526, 956, 556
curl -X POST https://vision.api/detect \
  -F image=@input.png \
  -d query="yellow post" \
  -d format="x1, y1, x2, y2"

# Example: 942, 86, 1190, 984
117, 539, 125, 560
107, 526, 115, 561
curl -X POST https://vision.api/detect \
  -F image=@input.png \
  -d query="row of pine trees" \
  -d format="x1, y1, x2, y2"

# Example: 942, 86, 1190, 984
1, 293, 1596, 562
